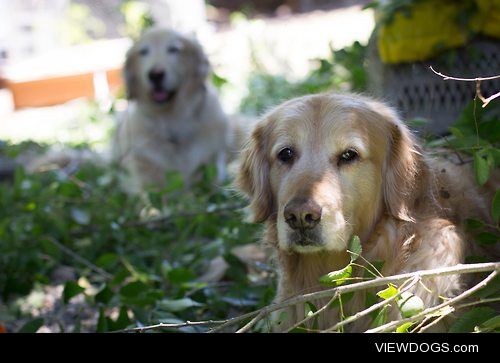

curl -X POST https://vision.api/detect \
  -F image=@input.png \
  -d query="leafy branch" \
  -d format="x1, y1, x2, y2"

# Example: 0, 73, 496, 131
114, 262, 499, 333
366, 269, 498, 333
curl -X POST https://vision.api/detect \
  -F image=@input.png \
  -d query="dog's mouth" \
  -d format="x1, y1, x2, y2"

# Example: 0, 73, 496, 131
151, 88, 176, 104
288, 230, 323, 252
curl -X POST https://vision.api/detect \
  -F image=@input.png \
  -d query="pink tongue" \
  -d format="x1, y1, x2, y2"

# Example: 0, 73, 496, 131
152, 90, 169, 102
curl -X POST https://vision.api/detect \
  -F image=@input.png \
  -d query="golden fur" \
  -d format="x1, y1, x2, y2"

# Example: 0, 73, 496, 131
236, 92, 498, 331
112, 27, 230, 193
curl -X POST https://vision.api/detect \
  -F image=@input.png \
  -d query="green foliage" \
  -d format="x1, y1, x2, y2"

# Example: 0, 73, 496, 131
492, 190, 500, 223
377, 284, 399, 300
319, 265, 353, 287
18, 318, 44, 333
120, 1, 155, 39
449, 307, 497, 333
63, 281, 85, 304
365, 0, 479, 28
347, 235, 363, 262
0, 142, 272, 332
240, 41, 367, 115
59, 3, 106, 45
474, 314, 500, 333
319, 236, 362, 286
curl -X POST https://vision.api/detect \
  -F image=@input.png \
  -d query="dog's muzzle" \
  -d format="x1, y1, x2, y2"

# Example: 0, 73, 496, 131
148, 69, 176, 104
284, 198, 323, 248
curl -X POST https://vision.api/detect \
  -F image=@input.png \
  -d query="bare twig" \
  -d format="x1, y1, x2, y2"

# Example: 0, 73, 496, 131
416, 296, 500, 332
429, 66, 500, 108
118, 320, 228, 333
365, 269, 498, 333
123, 202, 246, 229
47, 237, 113, 280
285, 294, 340, 333
326, 276, 421, 332
429, 66, 500, 82
236, 311, 267, 333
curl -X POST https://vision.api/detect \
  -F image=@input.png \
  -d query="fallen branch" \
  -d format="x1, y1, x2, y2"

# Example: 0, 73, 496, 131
118, 320, 228, 333
115, 262, 499, 333
365, 269, 498, 333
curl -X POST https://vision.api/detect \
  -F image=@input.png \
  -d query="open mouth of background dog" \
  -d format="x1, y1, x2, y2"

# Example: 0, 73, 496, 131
151, 87, 176, 104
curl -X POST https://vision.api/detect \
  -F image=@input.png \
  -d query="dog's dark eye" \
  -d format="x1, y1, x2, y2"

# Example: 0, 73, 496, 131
167, 46, 180, 54
338, 149, 359, 165
277, 147, 294, 163
139, 48, 149, 56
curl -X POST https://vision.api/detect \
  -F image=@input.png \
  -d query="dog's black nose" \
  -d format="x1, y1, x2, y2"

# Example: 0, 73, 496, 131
148, 69, 165, 84
284, 198, 322, 230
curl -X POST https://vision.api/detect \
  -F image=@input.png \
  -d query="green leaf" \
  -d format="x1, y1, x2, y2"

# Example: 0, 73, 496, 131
304, 302, 319, 331
396, 322, 414, 333
96, 307, 108, 333
492, 190, 500, 223
120, 281, 149, 297
475, 232, 499, 246
449, 127, 464, 138
397, 292, 424, 318
348, 235, 362, 262
377, 284, 399, 300
465, 255, 489, 264
157, 298, 202, 312
371, 305, 388, 327
473, 152, 490, 186
96, 253, 118, 268
63, 281, 85, 304
490, 148, 500, 168
18, 318, 44, 333
474, 314, 500, 333
111, 306, 131, 330
39, 238, 62, 259
211, 72, 228, 89
465, 218, 484, 231
319, 264, 353, 286
163, 171, 184, 193
95, 285, 114, 304
168, 268, 195, 284
406, 118, 427, 128
449, 307, 496, 333
472, 275, 500, 299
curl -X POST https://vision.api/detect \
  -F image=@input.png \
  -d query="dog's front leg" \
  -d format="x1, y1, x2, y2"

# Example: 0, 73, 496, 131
215, 151, 227, 183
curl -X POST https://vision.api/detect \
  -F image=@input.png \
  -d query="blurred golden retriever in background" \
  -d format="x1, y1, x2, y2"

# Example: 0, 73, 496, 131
113, 27, 230, 193
236, 92, 498, 331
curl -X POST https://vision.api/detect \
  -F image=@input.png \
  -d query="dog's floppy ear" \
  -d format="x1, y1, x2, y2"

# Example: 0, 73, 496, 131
235, 121, 274, 223
377, 104, 425, 222
124, 46, 138, 100
185, 37, 210, 82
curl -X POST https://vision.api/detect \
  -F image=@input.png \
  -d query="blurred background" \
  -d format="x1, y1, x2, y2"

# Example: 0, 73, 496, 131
0, 0, 498, 333
0, 0, 375, 145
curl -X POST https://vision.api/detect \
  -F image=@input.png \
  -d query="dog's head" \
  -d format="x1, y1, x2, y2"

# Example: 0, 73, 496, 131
236, 93, 424, 253
124, 27, 209, 105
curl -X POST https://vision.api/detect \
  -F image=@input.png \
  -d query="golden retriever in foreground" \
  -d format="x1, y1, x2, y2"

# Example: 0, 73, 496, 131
236, 92, 498, 332
113, 28, 230, 193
